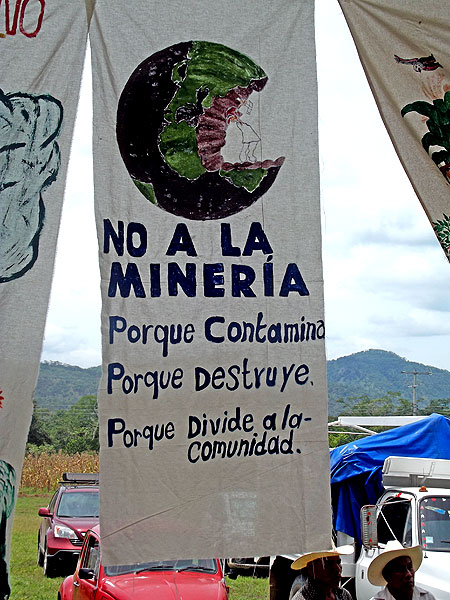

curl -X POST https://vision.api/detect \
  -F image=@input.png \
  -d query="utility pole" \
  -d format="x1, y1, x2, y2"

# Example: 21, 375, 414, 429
401, 368, 432, 415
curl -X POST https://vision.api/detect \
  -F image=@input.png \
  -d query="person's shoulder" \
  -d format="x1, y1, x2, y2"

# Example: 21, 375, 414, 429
368, 589, 388, 600
341, 589, 353, 600
291, 591, 305, 600
415, 586, 437, 600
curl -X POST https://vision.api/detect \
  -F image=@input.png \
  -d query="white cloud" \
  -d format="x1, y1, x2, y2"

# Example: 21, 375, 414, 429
42, 3, 450, 373
43, 51, 100, 369
315, 0, 450, 372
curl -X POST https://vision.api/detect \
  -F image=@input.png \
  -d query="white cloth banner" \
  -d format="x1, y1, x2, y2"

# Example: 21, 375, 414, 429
91, 0, 332, 565
0, 2, 90, 596
339, 0, 450, 262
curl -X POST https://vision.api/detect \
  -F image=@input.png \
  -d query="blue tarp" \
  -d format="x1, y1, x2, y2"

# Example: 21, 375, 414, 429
329, 413, 450, 542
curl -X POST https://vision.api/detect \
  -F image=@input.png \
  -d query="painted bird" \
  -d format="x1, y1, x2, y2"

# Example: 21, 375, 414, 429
394, 53, 443, 72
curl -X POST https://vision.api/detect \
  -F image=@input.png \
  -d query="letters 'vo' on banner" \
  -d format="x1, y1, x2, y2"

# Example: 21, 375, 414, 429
91, 0, 332, 565
0, 1, 90, 596
339, 0, 450, 261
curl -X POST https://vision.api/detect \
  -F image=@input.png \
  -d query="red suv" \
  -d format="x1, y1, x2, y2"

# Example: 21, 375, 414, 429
37, 473, 99, 577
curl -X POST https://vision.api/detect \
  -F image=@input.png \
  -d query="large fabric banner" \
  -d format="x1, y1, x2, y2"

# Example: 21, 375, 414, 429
0, 2, 90, 595
339, 0, 450, 262
91, 0, 331, 565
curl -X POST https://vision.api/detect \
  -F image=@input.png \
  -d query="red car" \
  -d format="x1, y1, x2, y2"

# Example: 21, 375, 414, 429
58, 525, 229, 600
37, 473, 99, 577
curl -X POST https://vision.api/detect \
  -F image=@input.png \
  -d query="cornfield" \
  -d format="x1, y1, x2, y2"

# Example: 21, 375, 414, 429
20, 451, 99, 491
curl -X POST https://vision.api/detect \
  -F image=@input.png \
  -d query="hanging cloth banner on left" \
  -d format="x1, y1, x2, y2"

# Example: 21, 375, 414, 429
0, 2, 91, 596
338, 0, 450, 262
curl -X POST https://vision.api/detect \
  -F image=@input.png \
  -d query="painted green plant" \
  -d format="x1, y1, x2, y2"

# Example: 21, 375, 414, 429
0, 460, 16, 600
432, 213, 450, 261
401, 90, 450, 177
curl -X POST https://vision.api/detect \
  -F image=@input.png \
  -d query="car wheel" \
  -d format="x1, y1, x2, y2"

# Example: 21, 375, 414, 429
43, 545, 57, 578
289, 574, 307, 599
37, 535, 44, 567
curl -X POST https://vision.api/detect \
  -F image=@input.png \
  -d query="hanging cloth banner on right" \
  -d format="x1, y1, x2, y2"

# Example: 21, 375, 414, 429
338, 0, 450, 262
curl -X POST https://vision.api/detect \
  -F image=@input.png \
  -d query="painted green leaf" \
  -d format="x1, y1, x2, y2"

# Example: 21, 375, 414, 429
402, 92, 450, 170
422, 131, 436, 152
432, 213, 450, 261
401, 100, 435, 119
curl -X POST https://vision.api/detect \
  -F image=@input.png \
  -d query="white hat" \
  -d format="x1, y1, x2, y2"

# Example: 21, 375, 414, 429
291, 545, 353, 571
367, 541, 423, 586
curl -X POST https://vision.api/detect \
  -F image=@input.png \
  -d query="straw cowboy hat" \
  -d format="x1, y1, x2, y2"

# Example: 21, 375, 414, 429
367, 541, 423, 586
291, 545, 354, 571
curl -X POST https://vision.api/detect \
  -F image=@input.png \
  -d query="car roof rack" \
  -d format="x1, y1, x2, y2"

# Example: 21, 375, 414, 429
60, 472, 99, 485
382, 456, 450, 489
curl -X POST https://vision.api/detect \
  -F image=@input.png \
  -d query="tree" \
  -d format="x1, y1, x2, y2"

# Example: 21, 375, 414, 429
334, 391, 410, 418
328, 392, 450, 448
329, 392, 410, 448
419, 399, 450, 418
45, 395, 99, 454
27, 401, 52, 446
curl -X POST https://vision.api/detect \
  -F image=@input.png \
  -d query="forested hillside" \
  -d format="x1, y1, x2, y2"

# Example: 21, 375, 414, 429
34, 361, 101, 410
327, 349, 450, 415
31, 351, 449, 453
35, 350, 450, 414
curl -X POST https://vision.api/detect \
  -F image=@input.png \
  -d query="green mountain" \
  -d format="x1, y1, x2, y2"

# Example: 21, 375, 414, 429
327, 349, 450, 416
35, 350, 450, 414
35, 361, 102, 411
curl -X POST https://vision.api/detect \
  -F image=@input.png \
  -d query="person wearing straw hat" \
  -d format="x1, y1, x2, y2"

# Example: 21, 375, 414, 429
290, 546, 353, 600
367, 541, 436, 600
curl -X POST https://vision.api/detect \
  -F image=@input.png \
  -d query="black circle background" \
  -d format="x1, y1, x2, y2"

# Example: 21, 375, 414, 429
116, 42, 282, 220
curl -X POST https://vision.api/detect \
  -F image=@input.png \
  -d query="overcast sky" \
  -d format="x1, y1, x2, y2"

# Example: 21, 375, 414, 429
41, 0, 450, 372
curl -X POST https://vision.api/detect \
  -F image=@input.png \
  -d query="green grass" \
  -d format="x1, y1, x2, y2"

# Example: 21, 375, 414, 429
10, 493, 63, 599
228, 575, 269, 599
9, 493, 269, 599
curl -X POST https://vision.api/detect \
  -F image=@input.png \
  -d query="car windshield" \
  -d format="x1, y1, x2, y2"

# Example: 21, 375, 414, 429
104, 558, 217, 576
56, 490, 99, 518
420, 496, 450, 552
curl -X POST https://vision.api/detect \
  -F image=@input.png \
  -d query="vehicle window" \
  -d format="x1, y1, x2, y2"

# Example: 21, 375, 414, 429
377, 496, 412, 546
104, 558, 217, 576
420, 496, 450, 552
48, 490, 59, 513
82, 535, 100, 575
175, 558, 217, 572
57, 490, 99, 518
105, 560, 177, 576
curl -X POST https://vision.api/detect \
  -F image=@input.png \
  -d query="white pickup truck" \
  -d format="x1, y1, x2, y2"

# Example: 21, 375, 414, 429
269, 456, 450, 600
